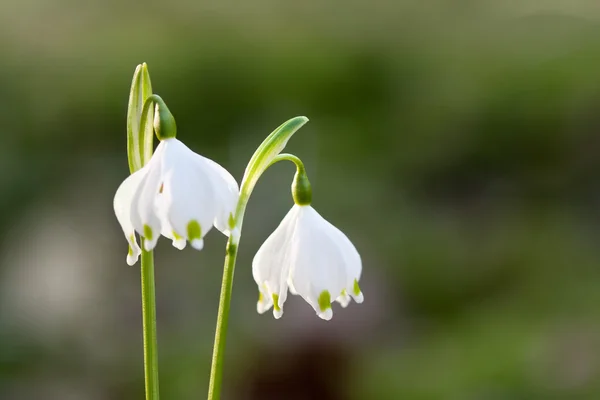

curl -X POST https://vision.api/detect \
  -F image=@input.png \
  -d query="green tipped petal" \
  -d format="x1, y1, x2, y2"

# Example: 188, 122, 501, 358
172, 230, 183, 241
272, 294, 281, 312
187, 220, 202, 241
143, 224, 154, 241
353, 279, 361, 296
318, 290, 332, 312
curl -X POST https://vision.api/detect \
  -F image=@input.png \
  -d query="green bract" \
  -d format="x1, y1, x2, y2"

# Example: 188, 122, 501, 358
127, 63, 154, 173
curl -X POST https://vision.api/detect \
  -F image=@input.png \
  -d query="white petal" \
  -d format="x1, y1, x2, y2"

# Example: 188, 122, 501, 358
156, 193, 186, 250
114, 167, 147, 265
160, 139, 217, 247
230, 227, 241, 244
353, 292, 364, 304
289, 206, 349, 318
318, 309, 333, 321
198, 157, 240, 236
252, 206, 301, 316
315, 208, 363, 303
130, 143, 165, 251
336, 292, 351, 308
256, 286, 273, 314
190, 239, 204, 250
126, 249, 140, 267
172, 238, 187, 250
273, 308, 283, 319
287, 277, 298, 295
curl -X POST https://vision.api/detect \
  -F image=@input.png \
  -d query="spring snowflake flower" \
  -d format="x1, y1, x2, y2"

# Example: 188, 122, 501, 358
114, 138, 239, 265
253, 204, 363, 320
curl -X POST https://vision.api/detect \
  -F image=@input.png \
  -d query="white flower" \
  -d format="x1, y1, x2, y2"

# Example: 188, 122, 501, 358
114, 138, 239, 265
252, 204, 363, 320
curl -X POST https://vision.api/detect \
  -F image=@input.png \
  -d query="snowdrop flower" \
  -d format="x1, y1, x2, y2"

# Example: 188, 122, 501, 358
114, 99, 239, 265
252, 168, 362, 320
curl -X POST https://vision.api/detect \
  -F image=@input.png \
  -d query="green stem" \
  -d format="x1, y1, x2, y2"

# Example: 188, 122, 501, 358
141, 242, 160, 400
206, 117, 309, 400
207, 238, 239, 400
269, 153, 305, 173
206, 156, 305, 400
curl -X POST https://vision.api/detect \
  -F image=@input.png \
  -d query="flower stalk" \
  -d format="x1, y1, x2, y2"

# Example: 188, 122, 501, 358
140, 242, 160, 400
207, 116, 309, 400
127, 63, 160, 400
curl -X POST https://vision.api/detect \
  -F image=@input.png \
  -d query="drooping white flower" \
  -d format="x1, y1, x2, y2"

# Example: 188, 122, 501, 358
253, 204, 363, 320
114, 138, 239, 265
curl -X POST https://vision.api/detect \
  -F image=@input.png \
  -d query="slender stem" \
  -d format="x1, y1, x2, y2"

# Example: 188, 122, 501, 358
269, 153, 306, 173
206, 117, 309, 399
206, 154, 305, 400
141, 242, 160, 400
207, 238, 239, 400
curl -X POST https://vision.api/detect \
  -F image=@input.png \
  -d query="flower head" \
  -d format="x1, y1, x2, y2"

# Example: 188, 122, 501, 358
114, 138, 239, 265
252, 204, 363, 320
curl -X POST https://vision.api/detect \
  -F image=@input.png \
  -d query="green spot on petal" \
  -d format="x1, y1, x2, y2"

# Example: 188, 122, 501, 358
258, 292, 264, 302
128, 234, 136, 256
187, 220, 202, 241
272, 294, 280, 311
353, 279, 361, 296
318, 290, 331, 312
341, 289, 347, 296
172, 230, 183, 241
143, 225, 153, 241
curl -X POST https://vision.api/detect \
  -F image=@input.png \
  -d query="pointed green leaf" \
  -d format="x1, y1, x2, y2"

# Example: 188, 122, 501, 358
127, 63, 154, 173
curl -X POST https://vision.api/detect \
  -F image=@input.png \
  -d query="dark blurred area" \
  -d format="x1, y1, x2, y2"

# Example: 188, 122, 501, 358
2, 1, 600, 399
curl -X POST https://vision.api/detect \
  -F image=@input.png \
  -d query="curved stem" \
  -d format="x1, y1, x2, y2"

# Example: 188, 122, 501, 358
141, 243, 160, 400
206, 156, 305, 400
268, 153, 306, 174
207, 118, 309, 400
138, 94, 171, 163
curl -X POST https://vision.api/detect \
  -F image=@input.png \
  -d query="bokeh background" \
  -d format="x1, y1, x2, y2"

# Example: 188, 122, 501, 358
2, 1, 600, 399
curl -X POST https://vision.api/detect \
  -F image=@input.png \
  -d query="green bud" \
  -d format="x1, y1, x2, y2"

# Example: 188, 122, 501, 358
292, 169, 312, 205
127, 63, 154, 172
152, 96, 177, 140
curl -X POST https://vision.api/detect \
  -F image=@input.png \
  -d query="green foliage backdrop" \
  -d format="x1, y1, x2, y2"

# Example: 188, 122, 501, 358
2, 1, 600, 399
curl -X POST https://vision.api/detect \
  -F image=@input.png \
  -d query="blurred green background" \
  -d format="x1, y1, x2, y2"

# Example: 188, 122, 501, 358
2, 1, 600, 399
